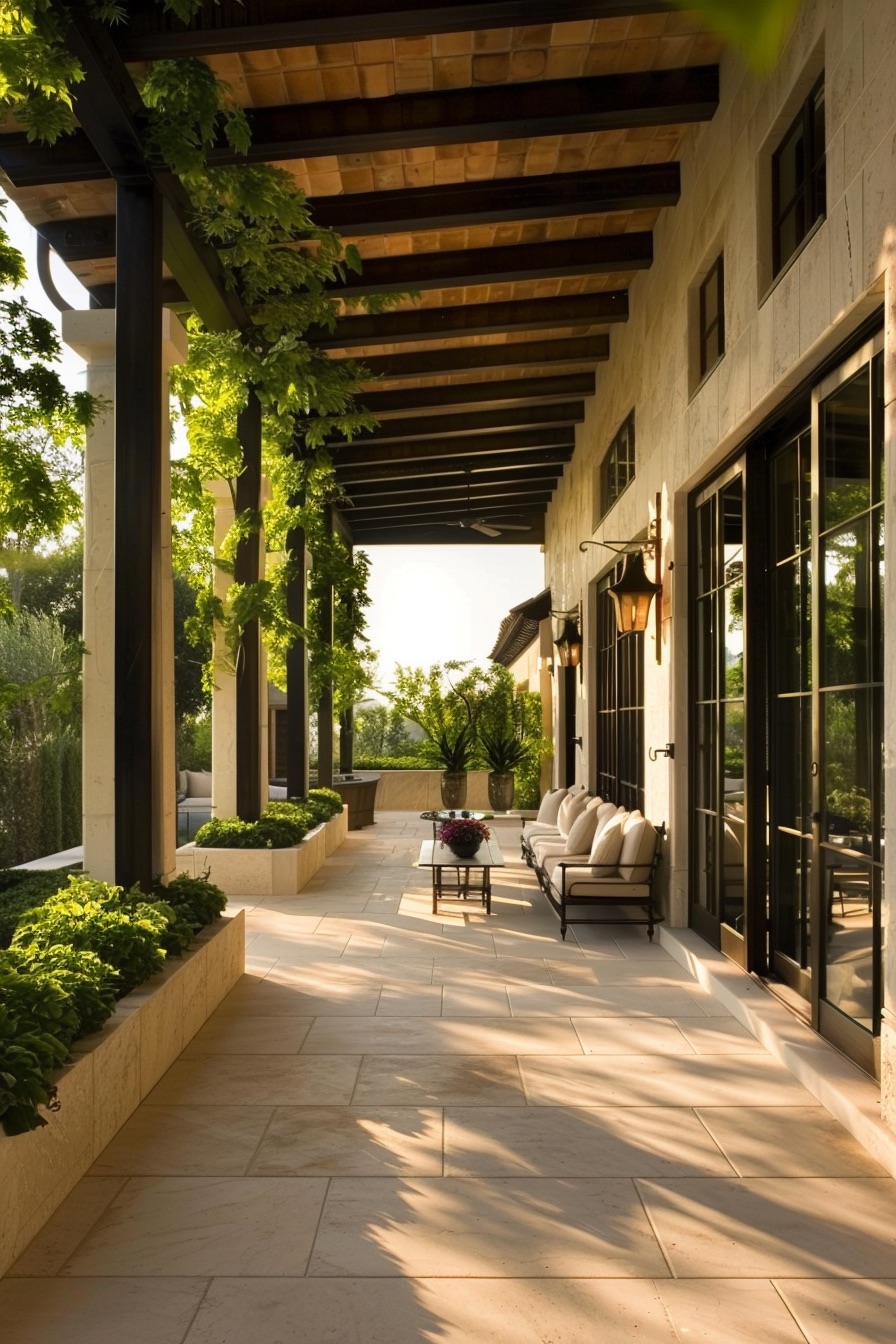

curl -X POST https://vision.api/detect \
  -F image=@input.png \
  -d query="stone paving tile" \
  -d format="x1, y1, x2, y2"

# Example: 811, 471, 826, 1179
307, 1176, 671, 1278
0, 1278, 211, 1344
519, 1052, 814, 1108
247, 1105, 443, 1176
181, 1277, 680, 1344
89, 1104, 274, 1177
60, 1177, 329, 1277
654, 1279, 812, 1343
776, 1278, 896, 1343
637, 1176, 896, 1277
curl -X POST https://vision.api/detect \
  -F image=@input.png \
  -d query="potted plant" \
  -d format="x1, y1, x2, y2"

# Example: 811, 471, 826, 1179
479, 728, 530, 812
434, 725, 477, 808
438, 815, 490, 859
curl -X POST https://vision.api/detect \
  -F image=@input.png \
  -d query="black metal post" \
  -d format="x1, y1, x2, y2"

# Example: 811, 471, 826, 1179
234, 387, 263, 820
285, 495, 310, 799
114, 179, 162, 892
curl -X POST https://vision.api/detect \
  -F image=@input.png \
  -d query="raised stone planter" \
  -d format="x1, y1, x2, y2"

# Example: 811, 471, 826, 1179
0, 910, 245, 1277
176, 806, 347, 898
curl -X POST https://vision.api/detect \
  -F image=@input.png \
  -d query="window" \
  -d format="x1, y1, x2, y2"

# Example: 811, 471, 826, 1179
772, 72, 825, 277
595, 565, 644, 812
598, 411, 635, 520
698, 254, 725, 379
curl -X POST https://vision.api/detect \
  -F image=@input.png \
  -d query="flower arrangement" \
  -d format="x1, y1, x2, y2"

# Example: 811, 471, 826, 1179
439, 817, 491, 855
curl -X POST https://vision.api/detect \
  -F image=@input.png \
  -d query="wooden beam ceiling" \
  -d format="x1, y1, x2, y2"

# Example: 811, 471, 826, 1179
0, 2, 724, 545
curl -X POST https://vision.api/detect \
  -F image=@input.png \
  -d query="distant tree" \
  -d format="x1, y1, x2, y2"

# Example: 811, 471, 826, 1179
17, 536, 82, 641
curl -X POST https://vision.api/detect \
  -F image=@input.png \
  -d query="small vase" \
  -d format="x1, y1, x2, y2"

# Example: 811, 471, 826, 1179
487, 771, 515, 812
448, 838, 481, 859
441, 771, 467, 808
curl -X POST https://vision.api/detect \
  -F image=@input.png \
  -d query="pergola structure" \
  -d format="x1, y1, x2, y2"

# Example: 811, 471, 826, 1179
0, 2, 723, 890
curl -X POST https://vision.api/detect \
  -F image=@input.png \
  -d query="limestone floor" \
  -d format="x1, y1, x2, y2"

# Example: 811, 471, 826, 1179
4, 813, 896, 1342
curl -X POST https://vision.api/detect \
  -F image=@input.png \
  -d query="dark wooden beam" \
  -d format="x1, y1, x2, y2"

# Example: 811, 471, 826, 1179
350, 401, 584, 443
345, 493, 553, 523
337, 233, 652, 295
344, 465, 563, 501
234, 389, 263, 822
3, 66, 716, 182
354, 335, 609, 378
232, 68, 719, 164
316, 506, 335, 789
333, 425, 574, 467
117, 2, 674, 59
285, 504, 310, 801
359, 373, 595, 415
320, 293, 627, 349
308, 164, 680, 235
45, 5, 246, 332
335, 445, 572, 485
114, 178, 161, 892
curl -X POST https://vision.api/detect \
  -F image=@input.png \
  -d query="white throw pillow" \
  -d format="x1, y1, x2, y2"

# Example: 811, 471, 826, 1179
185, 769, 213, 798
592, 801, 620, 839
557, 789, 589, 834
564, 805, 600, 856
618, 814, 658, 880
588, 809, 628, 867
535, 788, 567, 824
584, 794, 604, 813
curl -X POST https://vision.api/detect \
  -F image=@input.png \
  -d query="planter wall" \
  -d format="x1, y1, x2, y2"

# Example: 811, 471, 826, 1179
0, 910, 245, 1277
372, 770, 492, 811
177, 807, 347, 898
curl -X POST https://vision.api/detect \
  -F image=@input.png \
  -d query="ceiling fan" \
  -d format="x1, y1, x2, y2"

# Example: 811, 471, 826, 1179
445, 473, 533, 538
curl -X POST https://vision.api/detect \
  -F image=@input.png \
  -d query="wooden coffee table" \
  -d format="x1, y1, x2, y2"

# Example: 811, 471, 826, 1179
417, 837, 505, 915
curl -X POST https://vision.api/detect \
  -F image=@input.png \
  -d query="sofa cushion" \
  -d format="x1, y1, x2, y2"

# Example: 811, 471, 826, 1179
618, 814, 659, 881
535, 788, 567, 824
185, 769, 213, 798
565, 805, 600, 857
557, 789, 589, 835
592, 801, 621, 840
587, 809, 628, 867
177, 769, 188, 797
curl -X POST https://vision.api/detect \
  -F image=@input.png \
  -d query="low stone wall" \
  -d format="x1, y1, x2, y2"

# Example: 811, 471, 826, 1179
373, 770, 492, 811
176, 806, 348, 898
0, 910, 245, 1277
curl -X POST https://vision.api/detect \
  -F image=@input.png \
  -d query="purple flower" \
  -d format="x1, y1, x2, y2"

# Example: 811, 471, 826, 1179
438, 818, 490, 847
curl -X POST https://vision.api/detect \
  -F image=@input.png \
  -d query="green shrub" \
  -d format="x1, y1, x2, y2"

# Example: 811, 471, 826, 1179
0, 1001, 66, 1135
12, 876, 168, 995
9, 946, 120, 1037
0, 866, 78, 948
193, 809, 308, 849
154, 871, 227, 932
307, 787, 343, 817
352, 754, 429, 770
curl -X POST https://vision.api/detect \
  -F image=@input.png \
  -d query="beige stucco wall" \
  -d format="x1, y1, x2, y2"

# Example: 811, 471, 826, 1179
544, 0, 896, 923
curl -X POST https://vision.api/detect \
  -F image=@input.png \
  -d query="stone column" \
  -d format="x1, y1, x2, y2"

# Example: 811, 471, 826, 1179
65, 309, 187, 883
63, 310, 116, 882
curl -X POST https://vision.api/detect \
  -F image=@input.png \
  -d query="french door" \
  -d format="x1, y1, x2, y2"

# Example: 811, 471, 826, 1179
768, 339, 885, 1072
690, 336, 885, 1072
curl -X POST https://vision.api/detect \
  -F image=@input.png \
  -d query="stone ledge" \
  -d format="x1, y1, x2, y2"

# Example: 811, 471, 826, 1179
0, 910, 245, 1277
176, 806, 347, 897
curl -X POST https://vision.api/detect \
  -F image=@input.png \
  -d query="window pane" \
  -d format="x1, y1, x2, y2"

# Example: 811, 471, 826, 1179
821, 519, 872, 689
694, 813, 718, 917
771, 695, 812, 833
696, 497, 716, 594
821, 367, 871, 529
823, 688, 875, 841
772, 435, 811, 560
771, 831, 811, 965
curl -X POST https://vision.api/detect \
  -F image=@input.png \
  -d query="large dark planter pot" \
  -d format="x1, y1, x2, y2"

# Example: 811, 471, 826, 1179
440, 771, 468, 808
488, 771, 515, 812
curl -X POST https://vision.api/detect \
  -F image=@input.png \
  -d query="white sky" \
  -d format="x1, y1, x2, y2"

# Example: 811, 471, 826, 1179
2, 198, 547, 685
